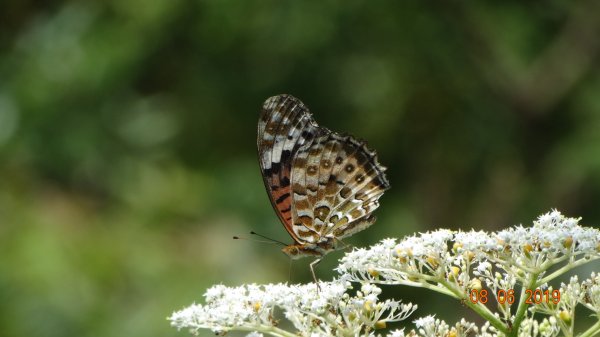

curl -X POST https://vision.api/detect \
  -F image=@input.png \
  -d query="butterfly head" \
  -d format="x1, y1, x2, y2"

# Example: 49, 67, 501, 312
281, 245, 304, 259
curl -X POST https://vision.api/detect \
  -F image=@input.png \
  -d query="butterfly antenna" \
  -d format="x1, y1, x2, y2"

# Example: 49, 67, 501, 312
233, 235, 284, 245
250, 231, 288, 247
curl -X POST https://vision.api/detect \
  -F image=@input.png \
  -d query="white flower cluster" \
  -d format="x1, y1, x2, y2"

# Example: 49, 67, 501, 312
169, 279, 416, 337
336, 210, 600, 336
170, 211, 600, 337
412, 316, 493, 336
338, 210, 599, 285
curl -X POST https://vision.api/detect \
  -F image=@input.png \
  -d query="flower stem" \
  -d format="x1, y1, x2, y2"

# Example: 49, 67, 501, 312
509, 273, 539, 337
537, 256, 599, 286
579, 320, 600, 337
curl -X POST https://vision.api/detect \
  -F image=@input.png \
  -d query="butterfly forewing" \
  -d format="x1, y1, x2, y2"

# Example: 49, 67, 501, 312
257, 95, 320, 241
258, 94, 389, 256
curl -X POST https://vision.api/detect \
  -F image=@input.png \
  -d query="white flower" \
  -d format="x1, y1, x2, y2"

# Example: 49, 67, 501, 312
339, 211, 599, 290
580, 272, 600, 312
387, 329, 406, 337
169, 279, 416, 337
412, 316, 483, 337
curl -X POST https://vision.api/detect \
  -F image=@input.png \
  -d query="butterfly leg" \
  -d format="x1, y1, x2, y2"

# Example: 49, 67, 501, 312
310, 258, 322, 292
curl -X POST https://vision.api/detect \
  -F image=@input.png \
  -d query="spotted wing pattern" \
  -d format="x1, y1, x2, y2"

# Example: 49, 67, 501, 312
258, 94, 389, 252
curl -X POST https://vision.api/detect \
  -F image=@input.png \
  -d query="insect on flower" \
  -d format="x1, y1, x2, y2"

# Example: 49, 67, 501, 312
257, 94, 390, 283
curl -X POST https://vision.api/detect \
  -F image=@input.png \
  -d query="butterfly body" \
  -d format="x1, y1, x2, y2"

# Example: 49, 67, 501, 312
257, 94, 389, 261
281, 241, 337, 259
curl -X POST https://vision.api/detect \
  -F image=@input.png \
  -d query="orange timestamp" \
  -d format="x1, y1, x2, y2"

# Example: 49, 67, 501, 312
469, 288, 561, 305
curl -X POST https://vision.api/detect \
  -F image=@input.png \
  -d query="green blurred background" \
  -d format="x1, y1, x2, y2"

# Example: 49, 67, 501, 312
1, 1, 600, 336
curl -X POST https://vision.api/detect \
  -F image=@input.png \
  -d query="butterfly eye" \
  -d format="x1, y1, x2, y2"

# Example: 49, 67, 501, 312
355, 175, 364, 183
345, 164, 355, 173
335, 156, 343, 164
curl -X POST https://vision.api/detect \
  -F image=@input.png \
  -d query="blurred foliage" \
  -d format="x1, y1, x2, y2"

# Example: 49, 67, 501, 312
1, 1, 600, 336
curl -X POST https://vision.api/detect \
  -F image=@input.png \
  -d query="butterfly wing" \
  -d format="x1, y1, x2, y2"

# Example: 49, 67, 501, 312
290, 128, 390, 244
323, 137, 390, 240
257, 94, 321, 242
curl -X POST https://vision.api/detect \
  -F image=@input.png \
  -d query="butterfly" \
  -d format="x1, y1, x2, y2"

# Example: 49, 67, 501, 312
257, 94, 390, 280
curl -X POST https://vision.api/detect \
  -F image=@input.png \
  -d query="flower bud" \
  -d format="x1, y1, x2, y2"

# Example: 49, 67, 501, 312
375, 320, 386, 329
253, 301, 261, 312
426, 255, 439, 269
468, 278, 482, 291
563, 236, 573, 249
448, 266, 461, 281
368, 268, 380, 278
464, 251, 475, 262
523, 244, 533, 257
559, 310, 572, 325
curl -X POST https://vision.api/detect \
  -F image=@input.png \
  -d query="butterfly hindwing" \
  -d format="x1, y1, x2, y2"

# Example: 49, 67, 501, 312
291, 132, 389, 242
289, 133, 332, 243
